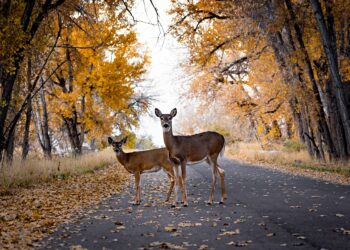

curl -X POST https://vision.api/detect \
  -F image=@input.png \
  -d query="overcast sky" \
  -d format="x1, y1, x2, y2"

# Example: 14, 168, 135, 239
133, 0, 190, 146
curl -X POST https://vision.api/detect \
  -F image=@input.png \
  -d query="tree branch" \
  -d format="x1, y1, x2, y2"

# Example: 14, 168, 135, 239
264, 102, 283, 114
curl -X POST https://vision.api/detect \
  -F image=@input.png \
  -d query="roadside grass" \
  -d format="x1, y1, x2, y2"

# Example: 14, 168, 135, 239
0, 147, 117, 192
291, 162, 350, 177
226, 141, 350, 180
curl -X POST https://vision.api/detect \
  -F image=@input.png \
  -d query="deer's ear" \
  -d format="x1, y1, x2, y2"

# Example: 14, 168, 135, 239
155, 108, 162, 117
170, 108, 177, 117
121, 136, 128, 144
108, 137, 114, 145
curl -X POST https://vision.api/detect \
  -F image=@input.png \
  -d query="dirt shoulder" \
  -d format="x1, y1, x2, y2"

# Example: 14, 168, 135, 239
0, 164, 129, 249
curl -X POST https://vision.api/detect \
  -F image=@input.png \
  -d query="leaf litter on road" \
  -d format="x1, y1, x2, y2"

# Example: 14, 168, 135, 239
0, 164, 128, 249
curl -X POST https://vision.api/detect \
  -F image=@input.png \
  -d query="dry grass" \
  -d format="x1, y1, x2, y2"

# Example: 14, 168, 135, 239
0, 148, 117, 192
227, 142, 312, 165
226, 142, 350, 185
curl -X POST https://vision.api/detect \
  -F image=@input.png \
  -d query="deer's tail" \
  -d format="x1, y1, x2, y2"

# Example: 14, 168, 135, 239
219, 138, 225, 158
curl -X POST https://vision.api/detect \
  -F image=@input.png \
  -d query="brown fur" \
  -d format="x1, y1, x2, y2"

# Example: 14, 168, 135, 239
155, 108, 227, 206
108, 137, 174, 205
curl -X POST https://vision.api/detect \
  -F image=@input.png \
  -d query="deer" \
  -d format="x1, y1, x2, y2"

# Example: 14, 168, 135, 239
155, 108, 226, 207
108, 136, 175, 205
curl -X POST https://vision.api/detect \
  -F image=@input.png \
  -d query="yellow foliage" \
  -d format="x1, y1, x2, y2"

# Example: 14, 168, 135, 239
46, 1, 149, 140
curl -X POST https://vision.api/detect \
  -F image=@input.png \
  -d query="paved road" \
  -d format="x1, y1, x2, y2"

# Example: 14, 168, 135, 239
41, 158, 350, 250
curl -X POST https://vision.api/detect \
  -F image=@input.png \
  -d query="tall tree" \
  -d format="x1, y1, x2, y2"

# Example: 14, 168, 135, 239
169, 0, 350, 161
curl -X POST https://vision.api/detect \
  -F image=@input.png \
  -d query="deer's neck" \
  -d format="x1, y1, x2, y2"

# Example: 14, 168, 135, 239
163, 128, 176, 152
116, 150, 128, 167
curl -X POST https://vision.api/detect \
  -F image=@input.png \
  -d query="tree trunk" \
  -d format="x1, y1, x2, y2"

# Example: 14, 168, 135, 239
63, 112, 83, 156
22, 101, 32, 160
39, 81, 52, 159
22, 57, 33, 160
34, 83, 52, 159
0, 70, 19, 161
310, 0, 350, 158
4, 128, 15, 163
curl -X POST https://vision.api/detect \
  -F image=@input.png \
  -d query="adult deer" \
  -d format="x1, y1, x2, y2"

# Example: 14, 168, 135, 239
155, 108, 226, 207
108, 136, 175, 205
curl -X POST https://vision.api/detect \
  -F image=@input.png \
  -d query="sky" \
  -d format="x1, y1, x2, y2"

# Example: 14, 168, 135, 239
132, 0, 190, 146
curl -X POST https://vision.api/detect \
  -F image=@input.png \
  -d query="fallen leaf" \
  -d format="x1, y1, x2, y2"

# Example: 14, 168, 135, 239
219, 229, 240, 236
343, 229, 350, 235
292, 242, 304, 246
149, 241, 185, 250
165, 226, 177, 232
227, 240, 252, 247
234, 219, 246, 224
69, 245, 87, 250
198, 244, 208, 250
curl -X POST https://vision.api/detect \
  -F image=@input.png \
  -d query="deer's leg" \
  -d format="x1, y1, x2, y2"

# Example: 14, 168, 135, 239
217, 165, 227, 203
138, 175, 142, 204
133, 172, 141, 205
165, 172, 175, 202
180, 161, 188, 207
172, 164, 181, 207
208, 157, 217, 205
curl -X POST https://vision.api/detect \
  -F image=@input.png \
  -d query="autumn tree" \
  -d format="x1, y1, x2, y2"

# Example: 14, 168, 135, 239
0, 0, 68, 161
169, 0, 350, 161
45, 2, 149, 155
0, 0, 151, 161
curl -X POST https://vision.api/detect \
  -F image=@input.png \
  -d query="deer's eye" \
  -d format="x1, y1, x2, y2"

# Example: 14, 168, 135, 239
160, 117, 164, 120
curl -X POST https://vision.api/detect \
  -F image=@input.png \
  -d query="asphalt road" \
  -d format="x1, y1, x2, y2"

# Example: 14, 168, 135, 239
41, 158, 350, 250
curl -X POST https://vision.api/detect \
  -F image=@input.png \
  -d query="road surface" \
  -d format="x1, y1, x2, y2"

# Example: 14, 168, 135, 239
41, 158, 350, 249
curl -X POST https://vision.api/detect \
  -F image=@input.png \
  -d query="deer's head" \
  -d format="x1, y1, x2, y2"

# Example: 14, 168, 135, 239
108, 136, 127, 156
155, 108, 177, 132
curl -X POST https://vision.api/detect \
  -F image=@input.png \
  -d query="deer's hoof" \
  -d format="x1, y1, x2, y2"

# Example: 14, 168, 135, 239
132, 202, 140, 206
219, 201, 224, 204
207, 201, 213, 205
171, 204, 176, 208
183, 203, 188, 207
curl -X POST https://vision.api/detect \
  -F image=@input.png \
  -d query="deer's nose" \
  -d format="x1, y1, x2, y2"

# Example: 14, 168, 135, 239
163, 124, 169, 128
